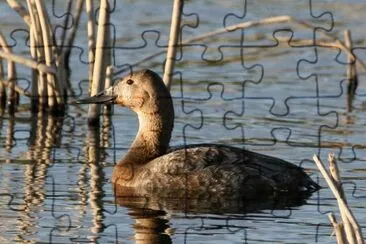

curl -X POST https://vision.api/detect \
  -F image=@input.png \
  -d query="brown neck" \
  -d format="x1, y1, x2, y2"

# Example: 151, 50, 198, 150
119, 108, 174, 165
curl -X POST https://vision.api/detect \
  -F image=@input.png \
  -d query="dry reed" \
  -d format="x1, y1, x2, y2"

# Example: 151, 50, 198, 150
59, 0, 72, 51
103, 66, 113, 116
27, 0, 47, 107
86, 0, 96, 91
344, 30, 358, 113
0, 56, 5, 107
0, 32, 18, 112
1, 0, 86, 113
313, 154, 364, 244
163, 0, 182, 90
88, 0, 110, 125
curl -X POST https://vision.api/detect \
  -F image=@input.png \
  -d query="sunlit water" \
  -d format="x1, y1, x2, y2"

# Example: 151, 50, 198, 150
0, 1, 365, 243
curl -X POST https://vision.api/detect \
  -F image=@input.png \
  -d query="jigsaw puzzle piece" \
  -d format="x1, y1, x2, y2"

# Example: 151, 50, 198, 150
180, 0, 246, 61
111, 1, 183, 71
353, 145, 366, 162
297, 43, 366, 163
243, 32, 318, 116
173, 37, 263, 101
174, 82, 244, 147
113, 30, 167, 73
298, 47, 348, 99
310, 0, 365, 40
224, 96, 338, 169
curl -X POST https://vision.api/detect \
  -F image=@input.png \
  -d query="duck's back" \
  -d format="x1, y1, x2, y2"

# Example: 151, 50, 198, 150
119, 144, 319, 199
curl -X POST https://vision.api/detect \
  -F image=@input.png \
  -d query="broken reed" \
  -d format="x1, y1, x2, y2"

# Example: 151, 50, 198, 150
313, 154, 364, 244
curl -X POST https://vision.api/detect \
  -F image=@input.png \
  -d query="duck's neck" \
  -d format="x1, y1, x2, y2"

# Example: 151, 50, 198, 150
119, 108, 174, 165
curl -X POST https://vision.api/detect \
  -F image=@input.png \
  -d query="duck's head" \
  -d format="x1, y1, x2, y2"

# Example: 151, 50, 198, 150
77, 69, 173, 114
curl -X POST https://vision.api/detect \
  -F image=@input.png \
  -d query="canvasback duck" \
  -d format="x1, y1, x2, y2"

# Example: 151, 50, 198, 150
77, 69, 319, 199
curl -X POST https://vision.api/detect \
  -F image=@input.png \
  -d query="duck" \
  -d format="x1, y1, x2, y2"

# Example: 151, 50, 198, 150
77, 69, 319, 199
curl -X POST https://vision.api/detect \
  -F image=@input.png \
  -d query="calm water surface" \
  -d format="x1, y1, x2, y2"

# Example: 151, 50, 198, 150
0, 0, 365, 243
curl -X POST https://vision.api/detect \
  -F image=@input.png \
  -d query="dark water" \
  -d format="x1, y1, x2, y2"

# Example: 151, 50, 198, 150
0, 0, 365, 243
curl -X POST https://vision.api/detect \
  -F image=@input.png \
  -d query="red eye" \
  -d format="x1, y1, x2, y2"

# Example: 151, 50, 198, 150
126, 79, 134, 85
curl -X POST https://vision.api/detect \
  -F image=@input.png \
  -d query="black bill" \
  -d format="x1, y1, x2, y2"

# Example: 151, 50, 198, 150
75, 87, 116, 104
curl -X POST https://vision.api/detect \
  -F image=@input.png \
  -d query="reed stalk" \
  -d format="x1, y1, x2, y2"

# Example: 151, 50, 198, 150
28, 0, 48, 107
0, 32, 18, 113
344, 30, 357, 113
35, 0, 60, 107
5, 114, 15, 152
29, 26, 38, 108
163, 0, 182, 90
328, 213, 347, 244
88, 0, 109, 125
6, 0, 31, 26
329, 153, 357, 244
0, 50, 56, 74
103, 66, 113, 116
313, 154, 364, 244
0, 79, 31, 97
57, 0, 83, 100
0, 57, 5, 108
59, 0, 72, 51
86, 0, 96, 92
3, 0, 91, 112
63, 0, 84, 59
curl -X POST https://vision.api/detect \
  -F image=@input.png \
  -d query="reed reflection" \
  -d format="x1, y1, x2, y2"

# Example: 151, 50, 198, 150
27, 111, 63, 160
84, 114, 112, 234
18, 112, 64, 239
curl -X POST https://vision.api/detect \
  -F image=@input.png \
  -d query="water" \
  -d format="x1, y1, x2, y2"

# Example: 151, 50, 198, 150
0, 0, 365, 243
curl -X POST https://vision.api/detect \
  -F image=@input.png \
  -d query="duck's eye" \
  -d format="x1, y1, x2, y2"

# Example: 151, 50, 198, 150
126, 79, 134, 85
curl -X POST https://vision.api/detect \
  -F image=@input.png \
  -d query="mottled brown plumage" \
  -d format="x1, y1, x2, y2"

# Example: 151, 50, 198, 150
78, 69, 319, 199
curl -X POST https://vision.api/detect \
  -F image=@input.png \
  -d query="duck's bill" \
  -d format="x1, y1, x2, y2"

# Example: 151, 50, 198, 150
75, 88, 116, 104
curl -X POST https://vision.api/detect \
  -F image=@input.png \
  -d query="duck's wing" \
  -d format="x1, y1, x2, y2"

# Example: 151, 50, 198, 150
148, 144, 319, 193
165, 143, 297, 172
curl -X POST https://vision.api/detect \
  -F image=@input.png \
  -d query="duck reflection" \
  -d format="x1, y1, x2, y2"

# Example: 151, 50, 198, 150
114, 185, 312, 243
128, 208, 172, 244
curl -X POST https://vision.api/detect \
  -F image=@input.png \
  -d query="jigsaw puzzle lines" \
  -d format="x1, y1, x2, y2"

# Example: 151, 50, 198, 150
0, 0, 364, 243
